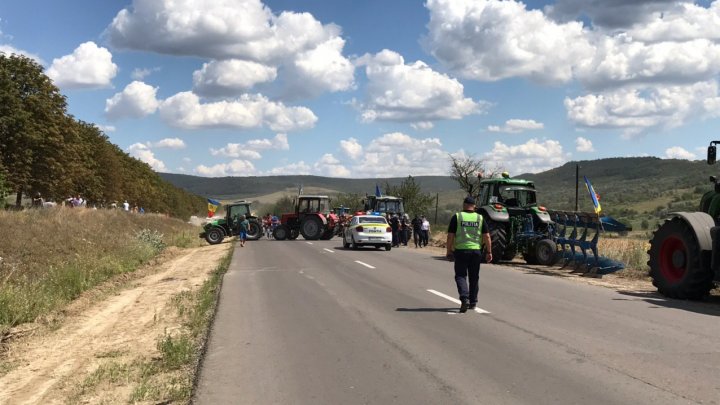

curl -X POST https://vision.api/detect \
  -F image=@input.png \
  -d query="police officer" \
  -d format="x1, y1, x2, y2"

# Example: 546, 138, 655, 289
446, 196, 492, 313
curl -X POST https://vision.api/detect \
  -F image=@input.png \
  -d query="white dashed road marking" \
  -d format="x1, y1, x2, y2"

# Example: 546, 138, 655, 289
427, 289, 490, 314
306, 242, 314, 245
354, 260, 376, 269
323, 248, 335, 253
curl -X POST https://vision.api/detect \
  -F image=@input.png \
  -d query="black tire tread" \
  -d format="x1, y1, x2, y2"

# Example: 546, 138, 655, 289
648, 217, 713, 299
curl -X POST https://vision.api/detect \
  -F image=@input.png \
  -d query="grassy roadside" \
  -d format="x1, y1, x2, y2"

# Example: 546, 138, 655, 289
0, 208, 203, 333
129, 249, 233, 403
64, 248, 233, 404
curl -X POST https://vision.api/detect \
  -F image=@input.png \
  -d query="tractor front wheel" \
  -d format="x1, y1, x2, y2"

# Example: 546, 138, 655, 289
289, 229, 299, 240
534, 239, 559, 266
273, 225, 289, 241
301, 216, 323, 240
648, 217, 713, 299
205, 228, 225, 245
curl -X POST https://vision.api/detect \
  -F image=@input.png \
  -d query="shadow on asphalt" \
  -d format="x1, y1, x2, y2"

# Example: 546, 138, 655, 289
615, 291, 720, 316
396, 307, 458, 313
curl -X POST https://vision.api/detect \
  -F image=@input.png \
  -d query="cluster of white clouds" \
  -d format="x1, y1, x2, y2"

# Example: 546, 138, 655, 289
665, 146, 697, 160
487, 119, 544, 133
210, 133, 289, 160
425, 0, 720, 135
47, 42, 117, 89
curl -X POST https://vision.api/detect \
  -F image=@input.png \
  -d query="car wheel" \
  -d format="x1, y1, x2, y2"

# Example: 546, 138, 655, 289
343, 233, 350, 249
351, 236, 359, 250
385, 244, 391, 251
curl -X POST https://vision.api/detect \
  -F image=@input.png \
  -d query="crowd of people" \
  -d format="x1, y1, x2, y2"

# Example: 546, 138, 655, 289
386, 213, 431, 248
27, 192, 146, 213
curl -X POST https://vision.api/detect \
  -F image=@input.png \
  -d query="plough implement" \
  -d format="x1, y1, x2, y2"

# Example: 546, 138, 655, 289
548, 210, 630, 276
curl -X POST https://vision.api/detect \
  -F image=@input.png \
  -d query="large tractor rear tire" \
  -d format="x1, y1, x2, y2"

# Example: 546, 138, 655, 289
273, 225, 289, 241
486, 219, 508, 264
648, 217, 713, 299
301, 216, 323, 240
246, 219, 262, 240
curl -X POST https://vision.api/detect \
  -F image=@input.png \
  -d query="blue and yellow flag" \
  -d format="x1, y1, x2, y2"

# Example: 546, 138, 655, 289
583, 176, 602, 214
207, 198, 220, 218
375, 184, 381, 197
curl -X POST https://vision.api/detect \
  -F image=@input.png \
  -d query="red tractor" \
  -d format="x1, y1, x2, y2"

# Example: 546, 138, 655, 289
273, 195, 339, 241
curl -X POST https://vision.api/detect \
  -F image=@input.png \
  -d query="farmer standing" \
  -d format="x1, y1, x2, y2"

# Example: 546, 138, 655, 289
237, 215, 250, 247
446, 196, 492, 313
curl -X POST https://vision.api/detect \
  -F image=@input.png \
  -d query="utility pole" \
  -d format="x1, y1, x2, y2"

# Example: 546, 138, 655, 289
575, 164, 580, 212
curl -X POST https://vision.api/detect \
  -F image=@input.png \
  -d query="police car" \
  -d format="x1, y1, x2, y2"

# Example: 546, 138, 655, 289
343, 214, 392, 251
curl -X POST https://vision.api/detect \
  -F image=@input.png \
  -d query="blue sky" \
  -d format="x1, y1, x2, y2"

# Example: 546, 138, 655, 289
1, 0, 718, 177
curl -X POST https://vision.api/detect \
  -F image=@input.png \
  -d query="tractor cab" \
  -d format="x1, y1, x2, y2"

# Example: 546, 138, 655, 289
297, 195, 330, 215
226, 201, 252, 228
364, 195, 404, 216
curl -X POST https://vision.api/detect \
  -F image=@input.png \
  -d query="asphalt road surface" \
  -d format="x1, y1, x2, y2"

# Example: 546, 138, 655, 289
195, 239, 720, 405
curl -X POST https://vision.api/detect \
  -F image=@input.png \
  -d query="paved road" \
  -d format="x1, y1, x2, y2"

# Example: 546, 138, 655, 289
195, 239, 720, 404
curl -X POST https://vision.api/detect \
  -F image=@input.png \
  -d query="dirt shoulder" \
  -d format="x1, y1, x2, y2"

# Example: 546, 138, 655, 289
0, 241, 232, 404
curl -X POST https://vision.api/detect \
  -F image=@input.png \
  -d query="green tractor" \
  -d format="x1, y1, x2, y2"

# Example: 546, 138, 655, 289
648, 141, 720, 299
199, 201, 262, 245
476, 173, 559, 266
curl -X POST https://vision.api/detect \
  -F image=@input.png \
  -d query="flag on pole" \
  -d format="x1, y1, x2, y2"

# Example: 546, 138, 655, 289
375, 184, 381, 197
583, 176, 602, 214
207, 198, 221, 218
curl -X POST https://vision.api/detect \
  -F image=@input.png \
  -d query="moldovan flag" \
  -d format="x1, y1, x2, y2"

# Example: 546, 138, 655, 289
375, 184, 382, 197
583, 176, 602, 214
207, 198, 220, 218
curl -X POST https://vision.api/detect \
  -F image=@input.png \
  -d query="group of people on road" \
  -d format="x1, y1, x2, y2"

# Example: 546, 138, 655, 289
261, 213, 280, 239
386, 213, 430, 248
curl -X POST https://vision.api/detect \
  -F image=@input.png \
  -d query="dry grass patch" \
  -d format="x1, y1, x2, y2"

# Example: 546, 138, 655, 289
0, 208, 203, 329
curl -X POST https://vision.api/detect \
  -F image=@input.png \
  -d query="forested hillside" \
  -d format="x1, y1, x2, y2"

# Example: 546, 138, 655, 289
0, 54, 206, 218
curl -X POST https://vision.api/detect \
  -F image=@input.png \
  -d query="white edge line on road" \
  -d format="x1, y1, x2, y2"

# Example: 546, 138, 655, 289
427, 289, 490, 314
306, 242, 314, 245
323, 248, 335, 253
354, 260, 376, 269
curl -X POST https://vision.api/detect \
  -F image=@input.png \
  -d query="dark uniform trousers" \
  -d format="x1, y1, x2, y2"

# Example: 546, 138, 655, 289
453, 249, 482, 304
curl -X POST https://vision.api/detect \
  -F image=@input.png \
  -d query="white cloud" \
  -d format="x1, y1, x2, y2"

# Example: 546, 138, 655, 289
192, 59, 277, 97
265, 161, 313, 175
352, 132, 452, 177
565, 80, 720, 137
127, 143, 167, 172
107, 0, 337, 63
665, 146, 697, 160
47, 41, 118, 89
627, 2, 720, 43
195, 159, 257, 177
340, 137, 363, 160
483, 139, 570, 174
411, 121, 434, 131
0, 44, 44, 63
575, 137, 595, 152
357, 49, 485, 123
545, 0, 685, 29
487, 119, 544, 133
131, 67, 160, 80
284, 36, 355, 98
424, 0, 593, 84
313, 153, 350, 177
97, 124, 116, 133
158, 92, 317, 131
105, 81, 160, 120
210, 133, 289, 159
152, 137, 186, 149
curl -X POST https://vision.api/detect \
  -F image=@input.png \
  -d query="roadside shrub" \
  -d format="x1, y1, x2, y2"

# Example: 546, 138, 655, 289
135, 229, 166, 253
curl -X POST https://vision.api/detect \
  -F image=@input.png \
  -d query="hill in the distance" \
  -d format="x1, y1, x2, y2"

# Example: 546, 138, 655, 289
160, 157, 716, 228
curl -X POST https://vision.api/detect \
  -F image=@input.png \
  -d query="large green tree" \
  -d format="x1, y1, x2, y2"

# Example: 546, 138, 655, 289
0, 54, 70, 206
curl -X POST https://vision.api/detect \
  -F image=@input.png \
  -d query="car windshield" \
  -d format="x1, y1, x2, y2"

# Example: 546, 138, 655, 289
359, 217, 387, 224
497, 186, 537, 207
229, 204, 250, 218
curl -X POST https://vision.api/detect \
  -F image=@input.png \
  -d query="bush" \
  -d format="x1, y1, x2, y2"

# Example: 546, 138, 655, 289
135, 229, 166, 253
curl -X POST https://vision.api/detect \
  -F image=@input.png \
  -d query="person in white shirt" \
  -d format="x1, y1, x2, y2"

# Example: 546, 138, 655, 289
123, 200, 130, 211
421, 215, 431, 247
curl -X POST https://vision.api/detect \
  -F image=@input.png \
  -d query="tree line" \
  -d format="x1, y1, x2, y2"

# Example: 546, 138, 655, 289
0, 54, 205, 218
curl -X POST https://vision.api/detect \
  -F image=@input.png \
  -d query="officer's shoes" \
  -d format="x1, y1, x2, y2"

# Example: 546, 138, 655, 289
459, 299, 469, 313
468, 303, 476, 310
